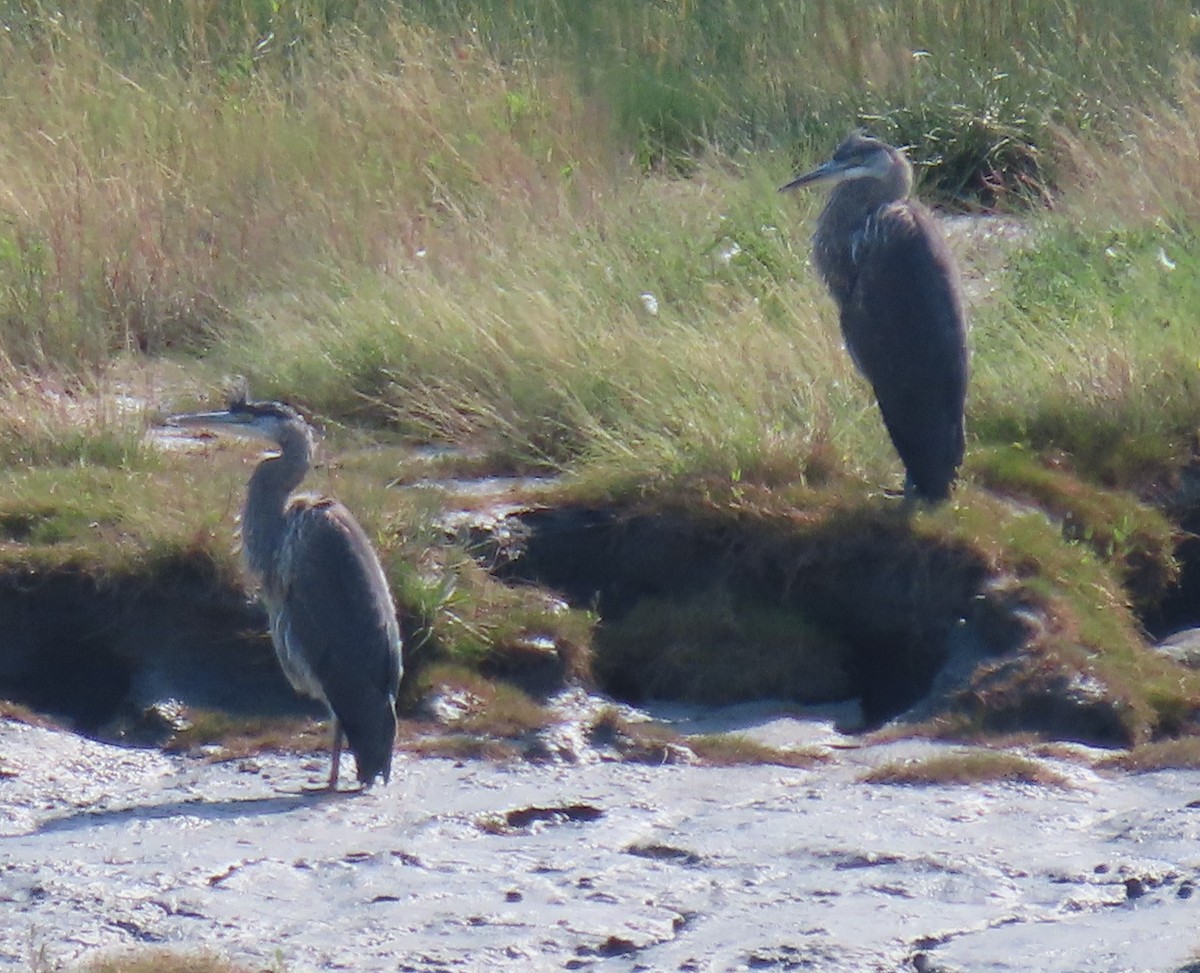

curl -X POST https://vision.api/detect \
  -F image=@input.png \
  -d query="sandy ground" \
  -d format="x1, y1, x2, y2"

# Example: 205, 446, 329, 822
2, 708, 1200, 973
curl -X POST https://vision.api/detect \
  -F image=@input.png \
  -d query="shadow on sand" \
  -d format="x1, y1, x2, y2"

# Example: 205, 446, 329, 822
35, 786, 363, 834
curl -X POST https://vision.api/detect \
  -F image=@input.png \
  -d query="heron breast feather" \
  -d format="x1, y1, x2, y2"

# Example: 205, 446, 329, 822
272, 614, 328, 702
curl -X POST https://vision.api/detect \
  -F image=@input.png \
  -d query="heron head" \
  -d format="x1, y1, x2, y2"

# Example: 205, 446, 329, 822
167, 395, 313, 450
779, 132, 911, 195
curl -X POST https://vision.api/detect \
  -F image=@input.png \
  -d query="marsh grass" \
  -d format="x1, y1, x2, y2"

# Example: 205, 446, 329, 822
0, 367, 149, 470
5, 3, 1200, 743
970, 219, 1200, 486
1099, 737, 1200, 773
0, 463, 235, 577
584, 706, 690, 764
923, 493, 1200, 742
399, 0, 1192, 187
399, 731, 521, 761
2, 3, 1198, 499
862, 749, 1068, 787
163, 711, 325, 759
686, 733, 826, 769
68, 951, 256, 973
967, 446, 1179, 612
0, 699, 61, 728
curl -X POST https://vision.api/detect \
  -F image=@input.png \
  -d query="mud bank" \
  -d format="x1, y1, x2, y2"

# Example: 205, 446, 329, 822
2, 714, 1199, 973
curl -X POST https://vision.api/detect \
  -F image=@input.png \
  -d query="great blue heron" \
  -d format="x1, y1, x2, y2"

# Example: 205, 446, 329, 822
780, 132, 968, 503
169, 397, 403, 791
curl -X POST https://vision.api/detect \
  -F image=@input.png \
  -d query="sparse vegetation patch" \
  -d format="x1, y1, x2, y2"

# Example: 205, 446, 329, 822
862, 749, 1068, 787
1099, 737, 1200, 773
69, 951, 255, 973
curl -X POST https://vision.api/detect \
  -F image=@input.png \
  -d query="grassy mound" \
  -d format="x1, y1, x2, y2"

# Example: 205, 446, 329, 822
2, 3, 1200, 753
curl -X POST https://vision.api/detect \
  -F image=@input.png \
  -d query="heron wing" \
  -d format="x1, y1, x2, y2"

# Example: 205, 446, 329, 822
840, 202, 968, 498
275, 499, 402, 782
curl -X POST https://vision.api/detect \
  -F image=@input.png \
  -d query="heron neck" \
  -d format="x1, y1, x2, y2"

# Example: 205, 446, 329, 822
814, 167, 911, 298
241, 429, 311, 585
825, 166, 907, 226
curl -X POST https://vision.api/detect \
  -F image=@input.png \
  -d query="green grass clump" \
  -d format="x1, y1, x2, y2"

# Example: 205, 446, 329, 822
389, 545, 595, 695
0, 463, 235, 578
967, 445, 1179, 613
596, 591, 854, 706
862, 749, 1068, 786
922, 493, 1200, 743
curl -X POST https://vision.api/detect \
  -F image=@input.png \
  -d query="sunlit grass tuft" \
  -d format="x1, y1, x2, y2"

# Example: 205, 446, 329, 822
163, 711, 325, 759
862, 749, 1068, 786
1099, 737, 1200, 773
69, 951, 255, 973
687, 733, 826, 768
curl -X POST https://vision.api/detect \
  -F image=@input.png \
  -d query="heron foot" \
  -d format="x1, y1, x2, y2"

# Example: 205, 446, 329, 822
298, 778, 368, 796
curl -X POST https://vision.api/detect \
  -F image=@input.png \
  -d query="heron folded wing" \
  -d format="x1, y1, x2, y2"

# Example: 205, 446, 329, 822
276, 500, 403, 783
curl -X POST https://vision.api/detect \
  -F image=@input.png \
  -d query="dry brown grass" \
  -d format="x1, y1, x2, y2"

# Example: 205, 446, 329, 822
163, 711, 327, 759
584, 707, 691, 764
418, 663, 552, 739
1099, 737, 1200, 773
398, 732, 522, 762
0, 20, 613, 367
0, 699, 63, 728
687, 733, 827, 769
862, 749, 1069, 787
1058, 58, 1200, 226
71, 951, 254, 973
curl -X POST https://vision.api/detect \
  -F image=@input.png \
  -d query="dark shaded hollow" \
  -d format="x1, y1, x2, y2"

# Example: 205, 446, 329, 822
0, 558, 318, 739
1144, 505, 1200, 641
487, 505, 1016, 727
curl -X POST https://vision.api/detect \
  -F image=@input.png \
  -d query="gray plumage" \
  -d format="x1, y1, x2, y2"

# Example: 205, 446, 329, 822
170, 397, 402, 790
780, 132, 968, 502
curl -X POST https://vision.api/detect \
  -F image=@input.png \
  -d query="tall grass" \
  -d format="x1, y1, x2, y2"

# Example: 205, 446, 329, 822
223, 160, 886, 482
0, 18, 601, 366
402, 0, 1195, 186
2, 1, 1200, 491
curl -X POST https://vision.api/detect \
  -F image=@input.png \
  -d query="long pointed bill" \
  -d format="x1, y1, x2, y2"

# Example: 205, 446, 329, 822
168, 409, 249, 430
778, 158, 853, 193
166, 408, 276, 443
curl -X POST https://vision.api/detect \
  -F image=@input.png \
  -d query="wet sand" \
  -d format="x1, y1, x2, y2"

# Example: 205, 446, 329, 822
2, 711, 1199, 972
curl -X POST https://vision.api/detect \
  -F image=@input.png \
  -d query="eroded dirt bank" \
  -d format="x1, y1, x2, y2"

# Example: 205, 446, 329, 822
2, 714, 1199, 973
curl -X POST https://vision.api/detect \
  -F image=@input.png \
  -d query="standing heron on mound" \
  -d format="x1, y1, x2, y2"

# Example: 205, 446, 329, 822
169, 396, 402, 791
780, 132, 968, 503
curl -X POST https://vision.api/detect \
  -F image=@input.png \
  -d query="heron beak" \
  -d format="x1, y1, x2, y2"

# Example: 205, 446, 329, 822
778, 158, 852, 193
166, 409, 267, 440
168, 409, 241, 428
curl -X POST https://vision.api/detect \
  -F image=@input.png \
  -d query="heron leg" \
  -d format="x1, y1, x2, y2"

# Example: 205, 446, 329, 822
328, 719, 343, 792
